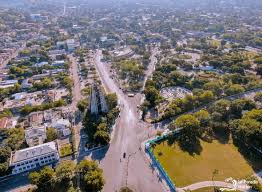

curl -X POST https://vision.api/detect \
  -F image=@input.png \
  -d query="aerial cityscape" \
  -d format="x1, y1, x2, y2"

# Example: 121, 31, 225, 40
0, 0, 261, 192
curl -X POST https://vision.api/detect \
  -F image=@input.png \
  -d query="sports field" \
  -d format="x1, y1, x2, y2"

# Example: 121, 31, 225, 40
152, 138, 262, 187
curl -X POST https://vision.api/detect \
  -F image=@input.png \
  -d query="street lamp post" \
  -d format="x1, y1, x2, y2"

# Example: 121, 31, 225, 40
125, 152, 136, 187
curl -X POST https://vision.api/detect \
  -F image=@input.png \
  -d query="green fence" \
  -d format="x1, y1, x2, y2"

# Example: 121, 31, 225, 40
145, 134, 178, 192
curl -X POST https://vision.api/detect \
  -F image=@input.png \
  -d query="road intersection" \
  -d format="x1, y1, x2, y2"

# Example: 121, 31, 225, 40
88, 49, 167, 192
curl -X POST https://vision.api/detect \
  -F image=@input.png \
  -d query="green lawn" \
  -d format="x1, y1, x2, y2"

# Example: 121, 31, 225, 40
60, 144, 73, 157
152, 138, 262, 187
192, 187, 215, 192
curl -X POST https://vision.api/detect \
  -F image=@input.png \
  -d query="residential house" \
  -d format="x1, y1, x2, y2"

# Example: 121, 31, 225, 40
25, 126, 47, 147
28, 112, 44, 127
51, 119, 71, 138
0, 117, 8, 129
0, 80, 18, 89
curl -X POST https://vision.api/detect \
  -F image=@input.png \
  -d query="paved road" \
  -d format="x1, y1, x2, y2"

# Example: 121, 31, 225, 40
0, 171, 32, 192
68, 55, 83, 161
68, 55, 82, 111
178, 181, 250, 192
88, 50, 166, 192
142, 46, 159, 90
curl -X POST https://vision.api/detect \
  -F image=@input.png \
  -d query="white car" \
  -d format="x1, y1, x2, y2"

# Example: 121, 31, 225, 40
81, 135, 88, 139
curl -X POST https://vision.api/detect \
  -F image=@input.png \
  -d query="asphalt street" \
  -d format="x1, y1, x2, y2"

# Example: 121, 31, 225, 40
89, 49, 166, 192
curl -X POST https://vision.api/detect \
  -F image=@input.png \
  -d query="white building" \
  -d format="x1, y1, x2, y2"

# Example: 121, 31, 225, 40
51, 119, 71, 137
51, 60, 65, 67
0, 80, 18, 89
56, 41, 66, 49
66, 39, 77, 52
25, 126, 47, 147
10, 142, 59, 175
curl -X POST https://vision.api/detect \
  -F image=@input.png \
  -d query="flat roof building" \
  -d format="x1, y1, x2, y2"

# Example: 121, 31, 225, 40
25, 126, 47, 147
10, 141, 59, 175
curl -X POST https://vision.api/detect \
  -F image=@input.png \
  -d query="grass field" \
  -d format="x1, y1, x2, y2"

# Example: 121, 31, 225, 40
60, 144, 73, 157
152, 138, 262, 187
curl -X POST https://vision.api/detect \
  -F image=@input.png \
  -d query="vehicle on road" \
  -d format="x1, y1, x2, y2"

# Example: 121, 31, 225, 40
128, 93, 135, 97
81, 135, 88, 139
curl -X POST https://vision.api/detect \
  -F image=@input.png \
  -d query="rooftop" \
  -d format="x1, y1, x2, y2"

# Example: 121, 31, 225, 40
10, 141, 57, 165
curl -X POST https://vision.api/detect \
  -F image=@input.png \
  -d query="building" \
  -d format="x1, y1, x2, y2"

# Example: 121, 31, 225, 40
89, 85, 99, 115
66, 39, 77, 52
34, 61, 48, 68
51, 60, 65, 67
21, 79, 33, 89
51, 119, 71, 138
89, 84, 109, 114
56, 41, 66, 49
99, 89, 109, 113
0, 117, 8, 129
0, 80, 18, 89
9, 142, 59, 175
28, 112, 44, 127
25, 126, 47, 147
30, 14, 48, 21
32, 73, 50, 80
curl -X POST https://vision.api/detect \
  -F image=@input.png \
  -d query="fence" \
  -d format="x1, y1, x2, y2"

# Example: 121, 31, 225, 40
145, 132, 180, 192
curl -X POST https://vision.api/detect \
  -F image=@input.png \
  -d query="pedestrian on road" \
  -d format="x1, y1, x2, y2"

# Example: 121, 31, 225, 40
120, 158, 121, 162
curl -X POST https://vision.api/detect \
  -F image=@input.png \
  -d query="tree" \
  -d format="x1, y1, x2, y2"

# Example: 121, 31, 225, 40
164, 102, 182, 119
225, 84, 245, 95
94, 130, 110, 145
83, 170, 104, 192
243, 109, 262, 122
211, 99, 231, 121
62, 76, 73, 90
29, 166, 56, 192
33, 78, 53, 90
254, 92, 262, 103
120, 187, 134, 192
46, 127, 58, 142
194, 110, 210, 127
77, 99, 88, 112
174, 114, 200, 131
97, 123, 107, 131
0, 147, 11, 163
144, 86, 161, 107
203, 81, 223, 97
105, 93, 118, 110
254, 57, 262, 64
77, 159, 105, 192
0, 162, 9, 176
256, 65, 262, 76
30, 55, 38, 63
56, 160, 76, 183
174, 114, 201, 155
230, 113, 262, 148
198, 90, 214, 104
0, 146, 11, 176
4, 127, 24, 150
230, 99, 256, 118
